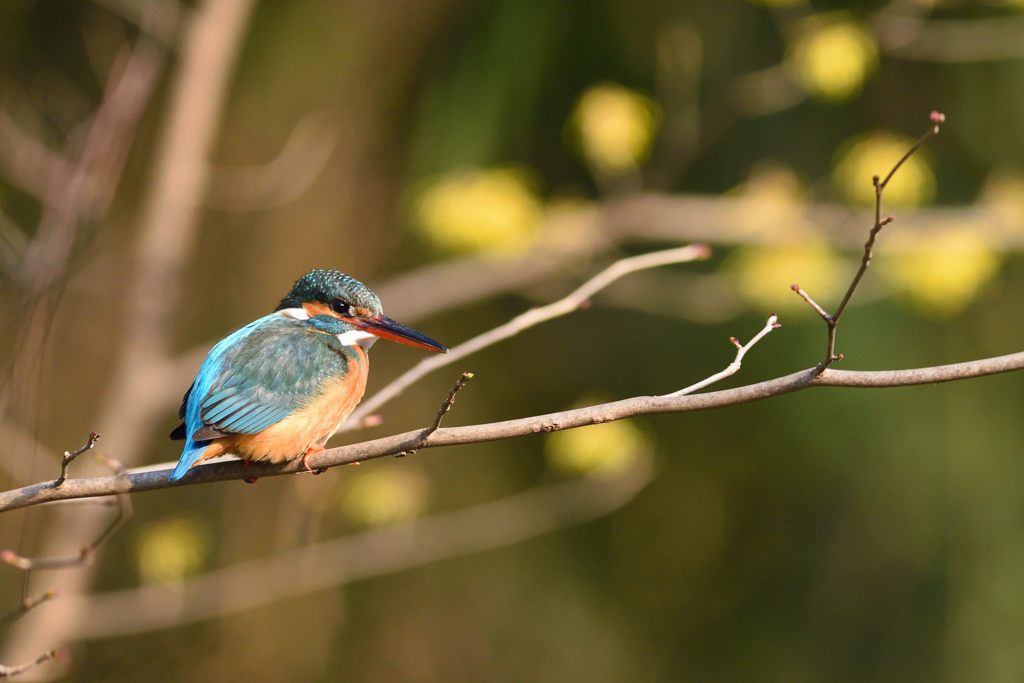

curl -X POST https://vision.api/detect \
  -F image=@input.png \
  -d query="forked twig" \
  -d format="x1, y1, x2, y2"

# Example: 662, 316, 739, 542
396, 371, 475, 458
53, 431, 100, 488
665, 315, 781, 397
793, 111, 946, 371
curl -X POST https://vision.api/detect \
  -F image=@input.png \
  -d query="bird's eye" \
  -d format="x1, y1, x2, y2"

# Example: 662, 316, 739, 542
331, 299, 352, 317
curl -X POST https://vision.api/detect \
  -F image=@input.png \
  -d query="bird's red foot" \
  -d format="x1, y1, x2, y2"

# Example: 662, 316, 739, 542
303, 445, 327, 475
242, 459, 258, 483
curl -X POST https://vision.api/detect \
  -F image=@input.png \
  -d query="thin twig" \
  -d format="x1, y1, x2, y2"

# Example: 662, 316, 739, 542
0, 650, 60, 678
665, 315, 780, 397
0, 590, 59, 625
341, 244, 712, 431
792, 111, 945, 371
2, 453, 131, 567
789, 285, 830, 322
53, 432, 100, 488
394, 372, 475, 459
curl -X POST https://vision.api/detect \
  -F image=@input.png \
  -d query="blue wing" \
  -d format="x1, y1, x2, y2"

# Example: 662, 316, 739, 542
171, 313, 347, 480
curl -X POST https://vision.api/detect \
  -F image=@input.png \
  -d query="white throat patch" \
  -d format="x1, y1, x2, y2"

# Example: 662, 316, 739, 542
337, 329, 378, 349
280, 307, 310, 320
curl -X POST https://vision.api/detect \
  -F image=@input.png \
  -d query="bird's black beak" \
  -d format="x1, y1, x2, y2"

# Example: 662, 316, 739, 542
356, 315, 448, 353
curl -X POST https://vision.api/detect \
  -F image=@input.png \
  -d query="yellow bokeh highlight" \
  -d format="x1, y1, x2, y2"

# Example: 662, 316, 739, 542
135, 517, 209, 584
729, 242, 844, 313
546, 419, 651, 478
833, 132, 936, 207
732, 163, 812, 239
412, 167, 543, 254
337, 467, 430, 527
572, 83, 662, 175
788, 18, 878, 101
879, 229, 1002, 316
982, 168, 1024, 233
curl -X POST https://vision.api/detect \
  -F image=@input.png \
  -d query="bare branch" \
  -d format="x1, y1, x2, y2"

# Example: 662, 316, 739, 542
342, 244, 712, 431
3, 349, 1023, 511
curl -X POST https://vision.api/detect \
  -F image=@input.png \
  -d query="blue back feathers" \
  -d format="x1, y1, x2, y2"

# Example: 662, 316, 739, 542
170, 312, 353, 480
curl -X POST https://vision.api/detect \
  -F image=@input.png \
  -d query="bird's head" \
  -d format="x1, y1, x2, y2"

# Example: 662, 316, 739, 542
276, 269, 447, 353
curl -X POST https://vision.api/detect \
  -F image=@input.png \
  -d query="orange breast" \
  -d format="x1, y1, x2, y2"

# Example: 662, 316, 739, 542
205, 345, 369, 465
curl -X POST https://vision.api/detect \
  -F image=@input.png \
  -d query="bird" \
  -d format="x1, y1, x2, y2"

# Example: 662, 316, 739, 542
169, 268, 447, 481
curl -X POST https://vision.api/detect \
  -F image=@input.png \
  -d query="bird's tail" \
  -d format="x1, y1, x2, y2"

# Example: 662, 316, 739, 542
170, 442, 208, 481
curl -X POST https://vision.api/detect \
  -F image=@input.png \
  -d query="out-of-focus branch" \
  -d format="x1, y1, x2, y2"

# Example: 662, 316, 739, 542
0, 112, 72, 202
0, 651, 60, 679
61, 461, 652, 639
92, 0, 187, 47
1, 0, 256, 667
874, 9, 1024, 63
343, 244, 713, 430
16, 36, 166, 293
204, 113, 339, 211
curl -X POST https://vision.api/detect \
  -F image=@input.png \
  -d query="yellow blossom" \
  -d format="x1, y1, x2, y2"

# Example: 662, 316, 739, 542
546, 419, 651, 477
412, 168, 542, 254
728, 242, 844, 313
572, 83, 662, 175
833, 132, 936, 207
732, 163, 812, 239
981, 168, 1024, 234
338, 467, 430, 527
788, 18, 878, 101
880, 229, 1002, 316
135, 517, 209, 584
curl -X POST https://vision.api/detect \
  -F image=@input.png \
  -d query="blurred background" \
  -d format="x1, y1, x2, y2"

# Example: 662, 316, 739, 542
1, 0, 1024, 680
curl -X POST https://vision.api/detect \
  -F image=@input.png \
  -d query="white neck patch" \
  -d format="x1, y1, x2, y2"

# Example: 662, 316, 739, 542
280, 307, 310, 320
338, 329, 378, 349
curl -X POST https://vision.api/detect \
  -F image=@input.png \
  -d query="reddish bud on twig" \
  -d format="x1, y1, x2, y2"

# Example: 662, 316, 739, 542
930, 110, 946, 124
692, 243, 713, 260
729, 336, 741, 349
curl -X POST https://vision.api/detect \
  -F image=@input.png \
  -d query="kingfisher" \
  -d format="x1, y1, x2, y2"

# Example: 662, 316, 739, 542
169, 269, 447, 480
